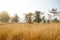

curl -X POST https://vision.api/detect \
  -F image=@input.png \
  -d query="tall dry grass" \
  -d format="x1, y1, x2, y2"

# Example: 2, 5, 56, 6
0, 23, 60, 40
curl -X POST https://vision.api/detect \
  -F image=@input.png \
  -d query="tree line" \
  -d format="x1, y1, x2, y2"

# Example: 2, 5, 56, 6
0, 8, 60, 23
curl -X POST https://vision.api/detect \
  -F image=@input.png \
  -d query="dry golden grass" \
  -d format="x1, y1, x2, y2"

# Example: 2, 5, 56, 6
0, 23, 60, 40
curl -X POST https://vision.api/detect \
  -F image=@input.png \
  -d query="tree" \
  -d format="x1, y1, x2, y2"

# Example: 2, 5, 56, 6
11, 14, 19, 23
47, 14, 52, 23
42, 16, 46, 23
0, 11, 10, 22
49, 8, 60, 16
25, 13, 33, 24
33, 11, 42, 23
49, 8, 60, 23
53, 18, 59, 23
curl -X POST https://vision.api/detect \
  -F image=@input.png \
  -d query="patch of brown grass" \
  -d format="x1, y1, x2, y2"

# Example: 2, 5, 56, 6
0, 23, 60, 40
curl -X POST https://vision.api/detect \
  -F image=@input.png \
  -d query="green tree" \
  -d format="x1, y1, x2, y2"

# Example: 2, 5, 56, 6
53, 18, 59, 23
33, 11, 42, 23
0, 11, 10, 22
49, 8, 60, 16
25, 13, 33, 24
42, 16, 46, 23
49, 8, 60, 23
11, 14, 19, 23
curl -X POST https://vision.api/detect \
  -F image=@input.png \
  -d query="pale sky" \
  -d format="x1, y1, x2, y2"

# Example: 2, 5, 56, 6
0, 0, 60, 22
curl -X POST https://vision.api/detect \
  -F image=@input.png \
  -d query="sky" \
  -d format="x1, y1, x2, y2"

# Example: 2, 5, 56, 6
0, 0, 60, 22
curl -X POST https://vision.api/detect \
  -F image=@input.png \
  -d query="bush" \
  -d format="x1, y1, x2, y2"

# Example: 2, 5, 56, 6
53, 18, 59, 23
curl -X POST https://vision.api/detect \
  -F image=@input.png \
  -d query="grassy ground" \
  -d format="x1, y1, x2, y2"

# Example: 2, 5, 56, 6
0, 23, 60, 40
